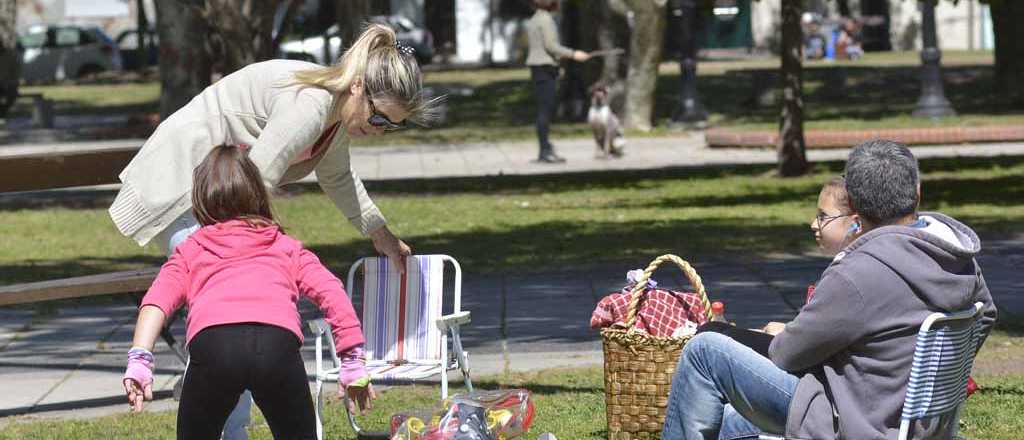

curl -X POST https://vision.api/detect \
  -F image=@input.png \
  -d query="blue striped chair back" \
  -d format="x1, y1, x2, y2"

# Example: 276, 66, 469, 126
360, 255, 446, 363
898, 302, 984, 440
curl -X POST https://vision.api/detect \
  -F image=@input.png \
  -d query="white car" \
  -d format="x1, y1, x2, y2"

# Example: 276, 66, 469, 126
279, 16, 433, 65
279, 25, 344, 65
19, 24, 123, 83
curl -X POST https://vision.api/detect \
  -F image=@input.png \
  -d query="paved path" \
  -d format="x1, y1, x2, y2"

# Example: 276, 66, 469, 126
2, 136, 1023, 423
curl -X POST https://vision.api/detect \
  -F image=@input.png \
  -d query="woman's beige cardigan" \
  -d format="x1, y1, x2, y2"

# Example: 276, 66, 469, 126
109, 60, 386, 246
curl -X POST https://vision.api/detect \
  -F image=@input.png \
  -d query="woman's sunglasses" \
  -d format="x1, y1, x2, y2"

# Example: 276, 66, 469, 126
367, 98, 407, 131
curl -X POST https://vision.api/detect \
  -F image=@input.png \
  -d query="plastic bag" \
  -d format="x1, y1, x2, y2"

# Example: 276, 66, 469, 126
391, 389, 534, 440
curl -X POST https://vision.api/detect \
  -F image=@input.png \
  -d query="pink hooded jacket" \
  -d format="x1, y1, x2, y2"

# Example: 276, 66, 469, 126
141, 220, 364, 354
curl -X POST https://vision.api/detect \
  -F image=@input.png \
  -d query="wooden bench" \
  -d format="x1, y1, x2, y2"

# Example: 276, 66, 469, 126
0, 268, 158, 307
0, 145, 189, 383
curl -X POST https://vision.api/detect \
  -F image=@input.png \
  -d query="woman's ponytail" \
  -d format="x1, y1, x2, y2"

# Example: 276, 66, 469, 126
291, 23, 443, 127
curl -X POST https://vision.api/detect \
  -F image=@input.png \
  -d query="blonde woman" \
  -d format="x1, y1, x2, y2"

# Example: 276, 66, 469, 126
109, 24, 436, 439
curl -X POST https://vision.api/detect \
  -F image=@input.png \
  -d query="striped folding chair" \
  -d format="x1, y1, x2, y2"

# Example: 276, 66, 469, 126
761, 301, 984, 440
896, 301, 984, 440
308, 255, 473, 440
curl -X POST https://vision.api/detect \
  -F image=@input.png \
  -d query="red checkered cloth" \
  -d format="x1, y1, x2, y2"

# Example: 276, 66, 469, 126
590, 288, 709, 337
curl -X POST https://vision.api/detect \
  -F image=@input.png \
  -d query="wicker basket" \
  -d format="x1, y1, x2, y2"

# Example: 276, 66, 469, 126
601, 254, 713, 440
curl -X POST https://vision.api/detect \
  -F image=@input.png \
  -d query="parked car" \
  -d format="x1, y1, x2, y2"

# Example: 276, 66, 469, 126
279, 24, 344, 65
279, 15, 434, 65
18, 24, 122, 83
116, 28, 159, 71
0, 41, 23, 117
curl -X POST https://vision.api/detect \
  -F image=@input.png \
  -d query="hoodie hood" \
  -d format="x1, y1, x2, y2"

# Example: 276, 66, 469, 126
189, 220, 283, 259
843, 211, 982, 311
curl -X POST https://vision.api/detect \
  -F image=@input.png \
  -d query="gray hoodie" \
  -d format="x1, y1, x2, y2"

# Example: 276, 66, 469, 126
769, 212, 997, 440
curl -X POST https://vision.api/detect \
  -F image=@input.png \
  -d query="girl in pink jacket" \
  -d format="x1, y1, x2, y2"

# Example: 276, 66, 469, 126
122, 144, 372, 439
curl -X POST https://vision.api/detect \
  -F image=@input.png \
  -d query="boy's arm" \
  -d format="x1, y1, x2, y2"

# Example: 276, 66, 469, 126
295, 247, 365, 354
769, 271, 867, 372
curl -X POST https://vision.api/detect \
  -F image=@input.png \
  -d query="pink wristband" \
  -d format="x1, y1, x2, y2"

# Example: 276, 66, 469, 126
124, 348, 154, 388
338, 345, 369, 387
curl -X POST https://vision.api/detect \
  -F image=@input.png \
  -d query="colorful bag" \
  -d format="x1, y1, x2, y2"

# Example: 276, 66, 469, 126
390, 389, 534, 440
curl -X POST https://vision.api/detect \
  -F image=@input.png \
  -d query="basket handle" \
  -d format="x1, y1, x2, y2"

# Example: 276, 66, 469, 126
623, 254, 713, 329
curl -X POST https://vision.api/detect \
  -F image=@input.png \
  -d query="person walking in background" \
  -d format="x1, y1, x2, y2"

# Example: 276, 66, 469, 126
526, 0, 591, 164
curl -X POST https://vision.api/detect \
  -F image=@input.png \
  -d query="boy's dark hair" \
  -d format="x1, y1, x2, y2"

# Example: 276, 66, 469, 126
844, 139, 919, 226
192, 145, 276, 228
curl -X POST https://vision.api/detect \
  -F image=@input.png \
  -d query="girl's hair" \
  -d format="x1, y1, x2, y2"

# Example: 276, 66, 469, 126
192, 145, 277, 228
822, 176, 850, 212
291, 23, 442, 126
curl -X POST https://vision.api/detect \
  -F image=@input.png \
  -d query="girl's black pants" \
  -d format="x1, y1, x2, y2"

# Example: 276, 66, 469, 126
177, 323, 315, 440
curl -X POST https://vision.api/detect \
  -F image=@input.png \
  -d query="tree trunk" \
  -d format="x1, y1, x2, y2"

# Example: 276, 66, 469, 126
335, 0, 370, 50
621, 0, 668, 131
837, 0, 851, 17
155, 1, 211, 118
860, 0, 891, 51
0, 0, 16, 51
558, 0, 587, 121
777, 0, 808, 177
204, 0, 281, 76
990, 0, 1024, 102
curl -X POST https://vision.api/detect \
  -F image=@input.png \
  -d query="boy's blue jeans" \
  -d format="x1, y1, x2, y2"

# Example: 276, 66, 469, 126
662, 332, 799, 440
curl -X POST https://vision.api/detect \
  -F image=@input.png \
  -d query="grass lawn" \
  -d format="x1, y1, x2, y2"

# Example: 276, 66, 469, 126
1, 155, 1022, 287
2, 347, 1022, 439
5, 51, 1021, 145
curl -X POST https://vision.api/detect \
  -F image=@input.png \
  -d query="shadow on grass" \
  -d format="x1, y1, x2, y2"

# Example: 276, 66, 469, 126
975, 384, 1024, 397
1, 156, 1019, 213
992, 310, 1024, 338
0, 254, 165, 289
469, 379, 604, 396
654, 65, 1022, 127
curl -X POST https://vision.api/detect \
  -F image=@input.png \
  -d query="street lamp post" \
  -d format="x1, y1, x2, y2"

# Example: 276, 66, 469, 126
912, 0, 956, 118
670, 0, 708, 127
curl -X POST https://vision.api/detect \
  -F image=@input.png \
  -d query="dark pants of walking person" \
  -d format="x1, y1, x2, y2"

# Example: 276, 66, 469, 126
531, 65, 564, 163
177, 323, 316, 440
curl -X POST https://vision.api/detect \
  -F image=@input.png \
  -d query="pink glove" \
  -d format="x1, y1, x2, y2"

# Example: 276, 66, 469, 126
123, 347, 154, 413
337, 345, 369, 387
337, 345, 375, 415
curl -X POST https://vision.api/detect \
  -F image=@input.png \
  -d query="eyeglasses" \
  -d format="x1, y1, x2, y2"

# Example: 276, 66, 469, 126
366, 97, 407, 132
815, 212, 850, 230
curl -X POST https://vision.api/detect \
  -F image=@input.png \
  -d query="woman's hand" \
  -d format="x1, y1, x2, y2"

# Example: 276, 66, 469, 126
369, 226, 412, 273
572, 50, 592, 62
340, 381, 377, 416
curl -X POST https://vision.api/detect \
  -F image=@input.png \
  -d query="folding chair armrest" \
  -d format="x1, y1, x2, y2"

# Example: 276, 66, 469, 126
308, 318, 330, 336
436, 311, 471, 332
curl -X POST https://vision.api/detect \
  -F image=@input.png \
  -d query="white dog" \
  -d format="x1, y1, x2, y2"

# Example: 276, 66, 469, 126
587, 85, 625, 158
